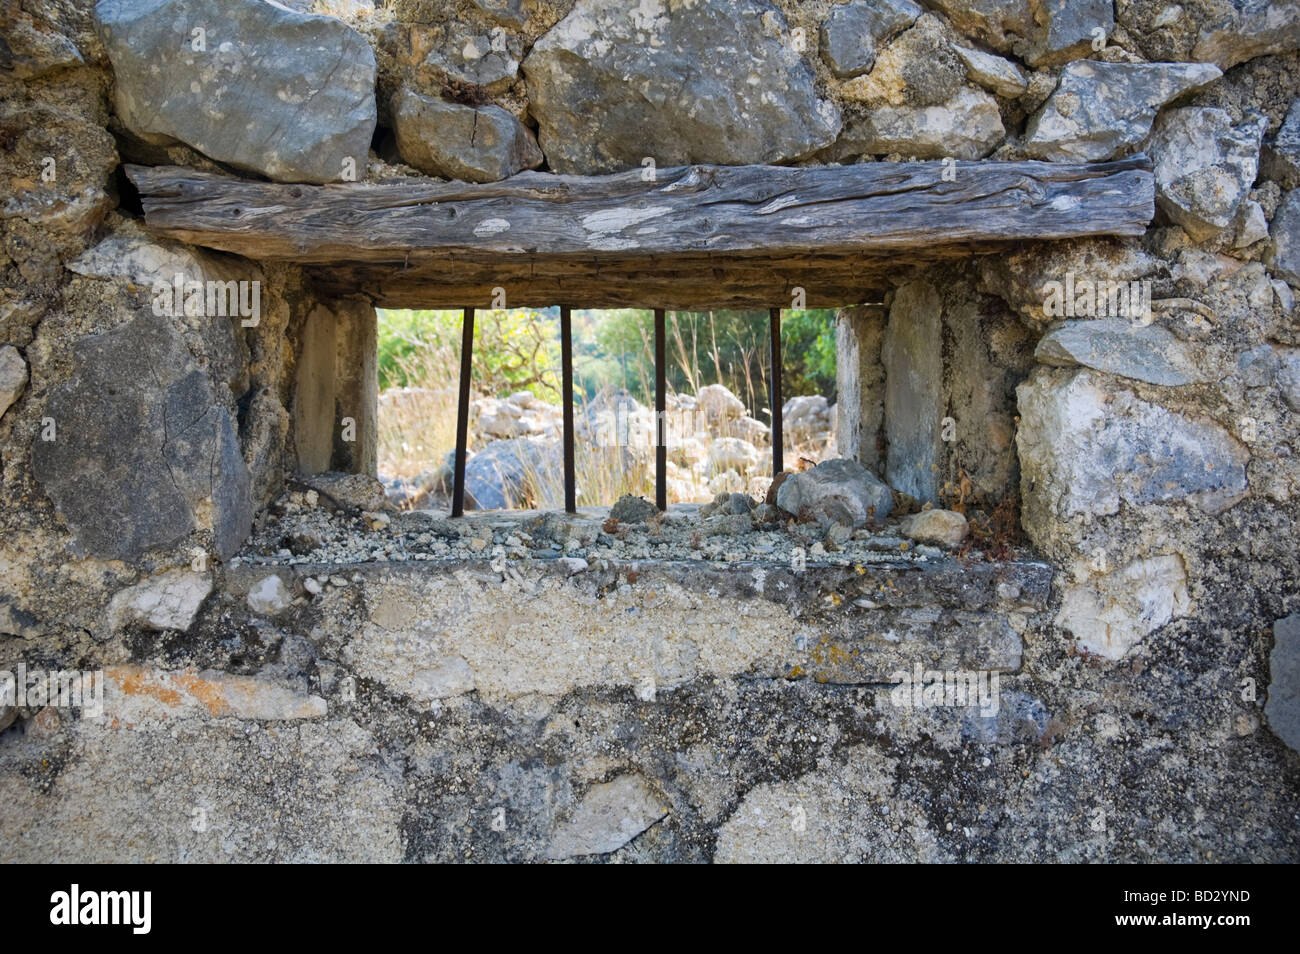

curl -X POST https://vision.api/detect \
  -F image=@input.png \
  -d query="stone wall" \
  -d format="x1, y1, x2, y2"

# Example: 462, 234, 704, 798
1, 0, 1298, 862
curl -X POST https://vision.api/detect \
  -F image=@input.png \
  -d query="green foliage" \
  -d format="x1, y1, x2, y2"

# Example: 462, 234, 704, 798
583, 308, 838, 411
378, 306, 840, 411
378, 308, 562, 401
780, 309, 838, 400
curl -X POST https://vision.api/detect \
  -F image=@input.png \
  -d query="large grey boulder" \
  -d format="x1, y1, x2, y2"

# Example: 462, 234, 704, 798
1024, 61, 1222, 162
392, 88, 542, 183
1192, 0, 1300, 70
838, 85, 1004, 159
1262, 99, 1300, 190
1271, 189, 1300, 286
94, 0, 377, 183
1034, 320, 1203, 387
1266, 613, 1300, 754
776, 458, 893, 528
522, 0, 841, 174
464, 438, 560, 510
1149, 108, 1266, 242
820, 0, 921, 78
32, 310, 253, 561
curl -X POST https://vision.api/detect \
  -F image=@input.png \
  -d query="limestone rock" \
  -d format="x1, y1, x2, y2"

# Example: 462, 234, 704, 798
1150, 108, 1266, 242
108, 570, 213, 632
94, 0, 377, 183
1262, 99, 1300, 189
1034, 320, 1204, 386
954, 45, 1028, 97
558, 556, 588, 576
923, 0, 1033, 53
300, 473, 390, 512
838, 85, 1004, 159
406, 655, 476, 701
1234, 200, 1270, 247
782, 395, 833, 445
421, 32, 520, 91
1278, 349, 1300, 412
1271, 189, 1300, 286
0, 600, 44, 638
391, 88, 542, 183
0, 91, 117, 240
471, 0, 528, 29
522, 0, 841, 174
776, 458, 893, 528
247, 575, 293, 616
463, 438, 560, 510
1192, 0, 1300, 69
103, 665, 327, 723
32, 310, 252, 562
840, 15, 965, 108
1265, 613, 1300, 754
0, 3, 84, 78
1017, 0, 1114, 67
899, 508, 969, 547
708, 437, 760, 474
820, 0, 922, 78
1016, 369, 1249, 531
609, 494, 658, 525
695, 384, 747, 425
961, 690, 1050, 744
699, 493, 757, 518
0, 346, 27, 419
978, 238, 1159, 328
1057, 555, 1191, 660
1024, 61, 1222, 162
546, 774, 666, 859
883, 280, 942, 502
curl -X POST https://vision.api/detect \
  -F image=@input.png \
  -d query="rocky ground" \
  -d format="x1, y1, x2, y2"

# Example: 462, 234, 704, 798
250, 456, 986, 578
380, 382, 837, 510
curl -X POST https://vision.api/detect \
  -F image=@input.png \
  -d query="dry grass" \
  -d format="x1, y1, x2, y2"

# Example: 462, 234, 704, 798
377, 340, 459, 482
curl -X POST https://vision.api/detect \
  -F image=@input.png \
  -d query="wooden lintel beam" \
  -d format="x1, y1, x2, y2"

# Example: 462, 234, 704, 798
128, 157, 1152, 258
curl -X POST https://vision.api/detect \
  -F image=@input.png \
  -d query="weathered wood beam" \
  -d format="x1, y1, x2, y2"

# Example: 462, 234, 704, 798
126, 157, 1153, 308
304, 252, 898, 309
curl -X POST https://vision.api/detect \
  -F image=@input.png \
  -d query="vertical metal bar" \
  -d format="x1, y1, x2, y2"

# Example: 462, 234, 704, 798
452, 307, 475, 518
769, 307, 784, 477
654, 308, 667, 512
561, 305, 577, 514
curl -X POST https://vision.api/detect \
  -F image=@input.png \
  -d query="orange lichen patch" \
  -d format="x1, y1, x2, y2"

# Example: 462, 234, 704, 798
104, 665, 326, 723
173, 669, 236, 717
107, 665, 184, 708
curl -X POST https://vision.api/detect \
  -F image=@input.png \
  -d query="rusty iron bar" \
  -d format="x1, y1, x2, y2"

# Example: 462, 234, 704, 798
654, 308, 667, 511
451, 306, 475, 518
769, 307, 784, 477
561, 305, 577, 514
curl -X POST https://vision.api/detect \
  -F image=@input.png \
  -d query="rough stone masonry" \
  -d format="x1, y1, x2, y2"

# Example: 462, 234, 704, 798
0, 0, 1298, 863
